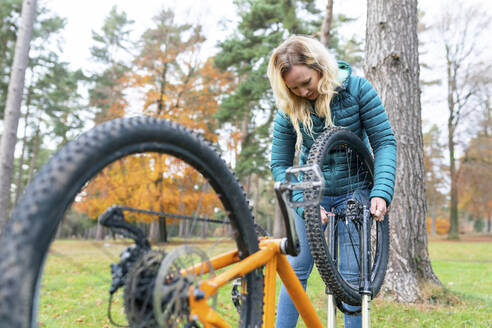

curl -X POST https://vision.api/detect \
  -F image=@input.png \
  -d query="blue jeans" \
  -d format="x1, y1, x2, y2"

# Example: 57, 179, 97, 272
276, 190, 368, 328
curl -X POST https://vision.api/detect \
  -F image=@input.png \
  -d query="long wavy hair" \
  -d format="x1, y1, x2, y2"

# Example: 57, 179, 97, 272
267, 35, 340, 151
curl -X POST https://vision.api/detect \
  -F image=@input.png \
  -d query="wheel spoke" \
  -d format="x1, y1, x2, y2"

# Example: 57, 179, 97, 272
305, 127, 390, 308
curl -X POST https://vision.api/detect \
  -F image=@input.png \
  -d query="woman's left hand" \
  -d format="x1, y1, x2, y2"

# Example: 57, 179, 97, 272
320, 206, 329, 224
370, 197, 387, 221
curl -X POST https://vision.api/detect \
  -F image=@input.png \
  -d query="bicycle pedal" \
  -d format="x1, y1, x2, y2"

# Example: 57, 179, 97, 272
280, 164, 324, 207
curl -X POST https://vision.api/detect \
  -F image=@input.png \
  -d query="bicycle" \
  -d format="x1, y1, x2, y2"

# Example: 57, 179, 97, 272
0, 116, 389, 327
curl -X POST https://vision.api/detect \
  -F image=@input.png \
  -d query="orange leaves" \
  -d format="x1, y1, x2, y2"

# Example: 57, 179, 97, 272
226, 130, 242, 155
105, 102, 126, 121
73, 153, 223, 225
128, 17, 235, 140
426, 217, 450, 235
142, 89, 168, 113
76, 14, 240, 224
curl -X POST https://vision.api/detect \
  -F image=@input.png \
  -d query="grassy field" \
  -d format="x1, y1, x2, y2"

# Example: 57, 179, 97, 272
37, 236, 492, 327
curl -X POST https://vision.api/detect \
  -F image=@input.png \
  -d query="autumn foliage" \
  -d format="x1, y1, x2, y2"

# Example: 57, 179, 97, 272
458, 135, 492, 223
426, 217, 450, 235
74, 11, 236, 229
74, 154, 224, 227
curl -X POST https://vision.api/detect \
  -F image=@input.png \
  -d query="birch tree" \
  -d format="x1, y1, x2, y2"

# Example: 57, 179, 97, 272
433, 2, 491, 239
0, 0, 37, 231
365, 0, 440, 302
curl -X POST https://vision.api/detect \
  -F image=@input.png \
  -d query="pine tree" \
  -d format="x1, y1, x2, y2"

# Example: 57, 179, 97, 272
214, 0, 320, 180
0, 2, 87, 228
0, 0, 36, 230
89, 5, 134, 123
431, 2, 491, 239
0, 0, 22, 118
214, 0, 364, 234
13, 11, 86, 203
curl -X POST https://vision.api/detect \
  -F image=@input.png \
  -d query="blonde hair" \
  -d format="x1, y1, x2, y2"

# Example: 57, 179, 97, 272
267, 35, 340, 151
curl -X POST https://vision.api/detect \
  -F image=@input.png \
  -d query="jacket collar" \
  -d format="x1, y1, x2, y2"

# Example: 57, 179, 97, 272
335, 60, 352, 91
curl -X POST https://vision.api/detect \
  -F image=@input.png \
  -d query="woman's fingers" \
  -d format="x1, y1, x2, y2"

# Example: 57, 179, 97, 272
370, 197, 387, 221
320, 206, 336, 224
320, 206, 327, 223
320, 206, 332, 224
321, 200, 386, 223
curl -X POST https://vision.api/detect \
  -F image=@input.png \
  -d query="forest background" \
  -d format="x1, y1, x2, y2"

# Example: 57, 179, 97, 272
1, 0, 490, 239
0, 0, 491, 317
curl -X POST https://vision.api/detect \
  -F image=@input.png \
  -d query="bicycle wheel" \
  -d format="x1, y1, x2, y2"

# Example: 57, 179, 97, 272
304, 127, 389, 306
0, 117, 264, 327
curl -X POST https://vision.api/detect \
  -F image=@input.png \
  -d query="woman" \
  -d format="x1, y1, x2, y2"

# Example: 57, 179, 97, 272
267, 35, 396, 327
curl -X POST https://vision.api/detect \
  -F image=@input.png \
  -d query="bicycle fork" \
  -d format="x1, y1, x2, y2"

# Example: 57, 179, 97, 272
360, 205, 372, 328
326, 205, 373, 328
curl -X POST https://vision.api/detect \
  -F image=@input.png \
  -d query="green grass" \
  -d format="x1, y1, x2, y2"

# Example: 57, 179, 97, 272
37, 238, 492, 327
38, 240, 242, 327
296, 239, 492, 328
429, 241, 492, 301
362, 240, 492, 328
39, 241, 127, 327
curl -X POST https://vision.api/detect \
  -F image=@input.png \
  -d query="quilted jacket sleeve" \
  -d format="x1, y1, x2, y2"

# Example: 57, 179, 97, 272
270, 111, 305, 217
356, 77, 397, 205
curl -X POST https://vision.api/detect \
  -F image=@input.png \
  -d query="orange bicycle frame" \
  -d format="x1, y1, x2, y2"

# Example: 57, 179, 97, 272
185, 238, 324, 328
184, 165, 326, 327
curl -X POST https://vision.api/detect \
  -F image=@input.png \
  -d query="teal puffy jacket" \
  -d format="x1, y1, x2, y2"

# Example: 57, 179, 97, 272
270, 61, 397, 216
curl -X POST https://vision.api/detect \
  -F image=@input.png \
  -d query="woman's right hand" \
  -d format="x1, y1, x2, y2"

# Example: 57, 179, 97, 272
320, 206, 330, 224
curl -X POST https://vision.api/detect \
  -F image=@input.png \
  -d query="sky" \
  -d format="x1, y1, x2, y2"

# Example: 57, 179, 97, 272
46, 0, 239, 68
44, 0, 490, 140
46, 0, 368, 69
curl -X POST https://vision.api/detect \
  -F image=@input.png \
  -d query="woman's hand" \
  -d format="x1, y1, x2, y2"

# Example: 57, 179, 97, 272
370, 197, 387, 221
320, 206, 333, 224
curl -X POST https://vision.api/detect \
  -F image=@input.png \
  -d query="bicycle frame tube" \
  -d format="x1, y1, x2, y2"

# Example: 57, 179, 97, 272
186, 238, 324, 328
276, 254, 324, 328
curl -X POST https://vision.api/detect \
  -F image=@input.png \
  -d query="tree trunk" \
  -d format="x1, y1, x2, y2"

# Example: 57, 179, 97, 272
14, 84, 33, 204
320, 0, 334, 47
95, 223, 105, 240
0, 0, 37, 231
14, 113, 29, 204
27, 124, 41, 183
158, 216, 167, 243
201, 217, 207, 239
178, 186, 187, 237
179, 218, 185, 237
365, 0, 440, 302
446, 56, 459, 240
245, 173, 251, 196
429, 206, 436, 236
138, 222, 149, 238
431, 216, 437, 235
56, 219, 64, 238
254, 174, 259, 221
149, 220, 159, 242
157, 62, 168, 116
